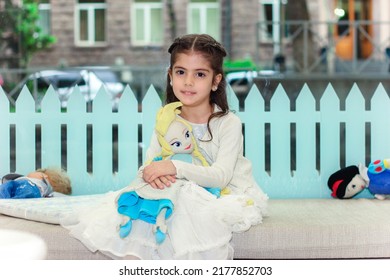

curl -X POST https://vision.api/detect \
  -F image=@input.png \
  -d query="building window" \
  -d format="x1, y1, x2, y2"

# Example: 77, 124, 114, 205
258, 0, 289, 42
131, 0, 163, 46
188, 0, 220, 41
37, 0, 51, 35
75, 0, 107, 46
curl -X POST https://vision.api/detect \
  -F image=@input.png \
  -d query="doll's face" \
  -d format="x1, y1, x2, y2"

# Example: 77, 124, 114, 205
165, 121, 193, 154
344, 174, 367, 198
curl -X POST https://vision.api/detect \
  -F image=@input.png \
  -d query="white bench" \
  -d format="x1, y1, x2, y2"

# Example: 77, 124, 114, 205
1, 198, 390, 259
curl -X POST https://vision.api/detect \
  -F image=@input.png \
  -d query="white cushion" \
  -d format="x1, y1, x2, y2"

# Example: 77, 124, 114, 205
0, 194, 103, 224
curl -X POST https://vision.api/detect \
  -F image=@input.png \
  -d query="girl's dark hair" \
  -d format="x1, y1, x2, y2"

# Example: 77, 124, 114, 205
165, 34, 229, 141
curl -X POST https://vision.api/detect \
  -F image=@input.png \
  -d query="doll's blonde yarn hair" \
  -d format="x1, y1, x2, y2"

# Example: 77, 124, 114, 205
151, 102, 208, 166
37, 167, 72, 195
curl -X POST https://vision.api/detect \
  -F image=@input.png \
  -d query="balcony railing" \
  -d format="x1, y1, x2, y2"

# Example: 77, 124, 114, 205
256, 20, 390, 75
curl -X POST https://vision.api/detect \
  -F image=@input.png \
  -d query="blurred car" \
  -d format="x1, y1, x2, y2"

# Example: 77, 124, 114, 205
26, 68, 124, 110
225, 71, 258, 97
225, 70, 281, 97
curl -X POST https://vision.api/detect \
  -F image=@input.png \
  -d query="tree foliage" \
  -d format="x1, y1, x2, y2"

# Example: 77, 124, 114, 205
0, 0, 56, 68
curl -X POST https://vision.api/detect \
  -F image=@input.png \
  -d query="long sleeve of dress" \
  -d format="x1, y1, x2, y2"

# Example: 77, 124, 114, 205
172, 113, 243, 188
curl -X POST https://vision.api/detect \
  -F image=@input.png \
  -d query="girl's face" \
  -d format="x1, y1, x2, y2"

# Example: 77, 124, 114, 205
169, 51, 222, 108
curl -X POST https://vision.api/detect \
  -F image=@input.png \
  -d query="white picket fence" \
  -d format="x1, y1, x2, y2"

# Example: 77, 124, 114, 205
1, 83, 389, 199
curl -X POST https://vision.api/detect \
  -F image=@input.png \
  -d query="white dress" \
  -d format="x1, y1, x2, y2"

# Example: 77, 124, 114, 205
61, 115, 268, 260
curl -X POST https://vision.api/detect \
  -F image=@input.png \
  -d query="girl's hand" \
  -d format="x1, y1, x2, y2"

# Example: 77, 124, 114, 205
149, 175, 176, 189
143, 160, 177, 188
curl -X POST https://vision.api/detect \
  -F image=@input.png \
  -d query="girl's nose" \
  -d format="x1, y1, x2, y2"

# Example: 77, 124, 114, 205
184, 75, 194, 86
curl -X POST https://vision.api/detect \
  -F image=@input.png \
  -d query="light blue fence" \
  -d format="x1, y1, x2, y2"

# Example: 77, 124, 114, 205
1, 83, 389, 199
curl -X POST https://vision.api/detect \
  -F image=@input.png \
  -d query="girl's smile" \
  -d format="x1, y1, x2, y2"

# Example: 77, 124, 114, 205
181, 90, 196, 95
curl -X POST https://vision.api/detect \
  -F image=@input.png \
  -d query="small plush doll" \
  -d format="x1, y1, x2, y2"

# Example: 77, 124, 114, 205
364, 159, 390, 200
0, 168, 72, 199
327, 159, 390, 200
116, 102, 223, 244
327, 165, 367, 199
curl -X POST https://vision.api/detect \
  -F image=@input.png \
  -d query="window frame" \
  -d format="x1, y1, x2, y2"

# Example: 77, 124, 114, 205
258, 0, 290, 44
187, 1, 221, 41
74, 2, 107, 47
37, 2, 51, 36
131, 1, 164, 47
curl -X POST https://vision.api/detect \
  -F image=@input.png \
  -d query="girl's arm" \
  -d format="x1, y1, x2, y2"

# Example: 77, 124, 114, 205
143, 114, 243, 187
172, 114, 242, 187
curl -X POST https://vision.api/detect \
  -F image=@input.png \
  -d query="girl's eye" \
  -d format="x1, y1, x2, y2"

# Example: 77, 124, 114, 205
196, 72, 206, 78
171, 141, 182, 147
176, 70, 185, 75
185, 131, 190, 138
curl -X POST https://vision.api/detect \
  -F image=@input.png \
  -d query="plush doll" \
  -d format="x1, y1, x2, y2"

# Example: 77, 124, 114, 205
364, 159, 390, 200
327, 165, 366, 199
0, 168, 72, 199
116, 102, 224, 244
327, 159, 390, 200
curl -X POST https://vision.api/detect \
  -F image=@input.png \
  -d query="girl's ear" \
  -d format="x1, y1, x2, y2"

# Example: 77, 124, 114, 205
213, 73, 222, 88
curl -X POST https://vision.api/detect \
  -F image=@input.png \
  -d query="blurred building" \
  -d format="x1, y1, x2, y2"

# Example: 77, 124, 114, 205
1, 0, 389, 72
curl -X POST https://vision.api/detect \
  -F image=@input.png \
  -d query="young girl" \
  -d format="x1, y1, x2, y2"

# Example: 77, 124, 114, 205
61, 34, 268, 260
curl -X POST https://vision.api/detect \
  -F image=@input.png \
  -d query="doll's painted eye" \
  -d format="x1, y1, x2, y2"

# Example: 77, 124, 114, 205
352, 184, 356, 189
171, 141, 182, 147
185, 131, 190, 138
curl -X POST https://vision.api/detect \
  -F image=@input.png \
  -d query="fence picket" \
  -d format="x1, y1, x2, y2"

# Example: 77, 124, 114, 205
269, 84, 291, 177
0, 87, 10, 176
14, 86, 36, 174
227, 84, 239, 112
91, 87, 115, 188
141, 86, 165, 163
40, 86, 62, 168
319, 83, 345, 196
370, 83, 390, 160
65, 86, 90, 193
293, 84, 319, 197
116, 86, 140, 189
240, 84, 267, 193
345, 84, 366, 166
